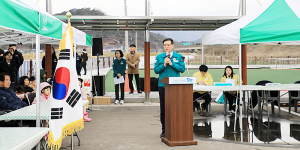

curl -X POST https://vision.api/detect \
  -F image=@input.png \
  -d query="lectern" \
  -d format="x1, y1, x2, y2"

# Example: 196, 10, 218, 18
161, 77, 197, 146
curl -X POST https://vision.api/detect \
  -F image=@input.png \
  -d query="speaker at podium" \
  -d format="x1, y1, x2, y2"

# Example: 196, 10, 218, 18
92, 75, 105, 96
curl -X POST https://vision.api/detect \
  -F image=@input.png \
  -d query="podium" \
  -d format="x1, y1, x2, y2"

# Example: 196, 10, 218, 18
161, 77, 197, 146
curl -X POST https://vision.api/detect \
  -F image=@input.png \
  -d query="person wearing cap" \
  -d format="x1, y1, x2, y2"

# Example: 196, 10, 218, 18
126, 44, 142, 94
80, 49, 88, 75
154, 38, 185, 138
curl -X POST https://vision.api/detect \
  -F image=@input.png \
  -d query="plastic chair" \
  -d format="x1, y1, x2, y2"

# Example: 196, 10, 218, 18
250, 117, 281, 143
255, 80, 281, 114
288, 81, 300, 113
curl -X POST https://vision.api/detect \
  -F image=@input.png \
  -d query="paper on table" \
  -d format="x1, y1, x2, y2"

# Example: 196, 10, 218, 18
114, 76, 125, 84
225, 79, 235, 86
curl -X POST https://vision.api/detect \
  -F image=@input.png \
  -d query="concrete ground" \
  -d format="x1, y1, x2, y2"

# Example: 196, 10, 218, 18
60, 102, 300, 150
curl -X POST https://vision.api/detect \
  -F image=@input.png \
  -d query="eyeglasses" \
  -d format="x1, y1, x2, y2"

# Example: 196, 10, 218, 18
163, 44, 172, 47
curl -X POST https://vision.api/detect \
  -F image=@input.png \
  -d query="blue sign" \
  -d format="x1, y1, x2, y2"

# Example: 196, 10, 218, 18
182, 42, 191, 46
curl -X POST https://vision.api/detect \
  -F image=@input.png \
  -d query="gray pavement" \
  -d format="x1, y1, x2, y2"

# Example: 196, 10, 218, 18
60, 102, 300, 150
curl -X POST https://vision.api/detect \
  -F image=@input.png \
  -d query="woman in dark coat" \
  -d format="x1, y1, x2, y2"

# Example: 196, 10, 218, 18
42, 46, 58, 76
0, 51, 18, 89
18, 76, 34, 93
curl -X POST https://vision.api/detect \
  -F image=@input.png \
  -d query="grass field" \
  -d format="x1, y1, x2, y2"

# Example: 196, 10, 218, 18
104, 69, 300, 92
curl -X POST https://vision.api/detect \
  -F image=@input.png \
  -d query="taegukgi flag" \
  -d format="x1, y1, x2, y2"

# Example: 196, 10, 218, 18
48, 15, 84, 150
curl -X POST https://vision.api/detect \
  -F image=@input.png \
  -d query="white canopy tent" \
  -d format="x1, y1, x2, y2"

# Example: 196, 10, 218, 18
202, 0, 300, 134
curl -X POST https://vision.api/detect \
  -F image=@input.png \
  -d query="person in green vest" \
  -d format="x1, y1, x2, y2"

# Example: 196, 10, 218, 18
154, 38, 185, 138
112, 50, 126, 105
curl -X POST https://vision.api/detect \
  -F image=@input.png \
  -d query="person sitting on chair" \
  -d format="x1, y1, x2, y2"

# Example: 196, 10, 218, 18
14, 85, 29, 104
0, 73, 28, 110
193, 65, 213, 114
221, 66, 242, 115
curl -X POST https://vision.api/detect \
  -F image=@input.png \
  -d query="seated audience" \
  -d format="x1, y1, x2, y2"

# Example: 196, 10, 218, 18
29, 76, 36, 90
0, 73, 28, 110
32, 82, 51, 104
192, 65, 213, 114
220, 66, 242, 115
18, 76, 34, 93
14, 85, 29, 104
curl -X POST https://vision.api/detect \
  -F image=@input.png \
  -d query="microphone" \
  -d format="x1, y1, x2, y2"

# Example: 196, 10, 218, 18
182, 56, 189, 77
166, 52, 170, 58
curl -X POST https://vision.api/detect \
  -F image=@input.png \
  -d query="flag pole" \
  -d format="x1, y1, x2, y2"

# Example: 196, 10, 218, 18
65, 11, 75, 150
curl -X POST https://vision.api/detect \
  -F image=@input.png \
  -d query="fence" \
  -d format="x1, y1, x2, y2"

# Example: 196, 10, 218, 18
18, 56, 300, 76
19, 57, 114, 77
268, 58, 300, 69
188, 56, 300, 66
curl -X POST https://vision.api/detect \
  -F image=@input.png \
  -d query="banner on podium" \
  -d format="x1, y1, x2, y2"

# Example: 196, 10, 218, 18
168, 77, 197, 84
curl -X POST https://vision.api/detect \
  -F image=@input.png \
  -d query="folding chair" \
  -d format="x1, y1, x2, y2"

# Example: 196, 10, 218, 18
193, 92, 212, 115
288, 81, 300, 113
25, 92, 36, 105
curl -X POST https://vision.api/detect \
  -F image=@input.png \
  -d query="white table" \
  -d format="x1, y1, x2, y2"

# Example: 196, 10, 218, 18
193, 84, 300, 114
193, 84, 300, 92
0, 100, 89, 121
0, 127, 49, 150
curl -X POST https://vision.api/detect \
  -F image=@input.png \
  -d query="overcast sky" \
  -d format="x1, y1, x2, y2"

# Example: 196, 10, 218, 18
30, 0, 272, 41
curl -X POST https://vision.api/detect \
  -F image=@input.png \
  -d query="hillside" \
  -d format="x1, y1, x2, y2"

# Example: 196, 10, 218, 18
56, 8, 170, 50
203, 45, 300, 57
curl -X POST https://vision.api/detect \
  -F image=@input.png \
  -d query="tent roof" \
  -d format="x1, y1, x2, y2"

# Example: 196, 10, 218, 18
54, 16, 241, 31
0, 0, 92, 46
203, 0, 300, 45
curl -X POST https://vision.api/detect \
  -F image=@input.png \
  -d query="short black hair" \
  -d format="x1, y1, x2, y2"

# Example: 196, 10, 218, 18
115, 50, 124, 57
199, 65, 208, 72
29, 76, 36, 81
4, 51, 12, 56
163, 38, 174, 44
129, 44, 136, 47
9, 44, 16, 47
14, 85, 24, 93
0, 72, 10, 82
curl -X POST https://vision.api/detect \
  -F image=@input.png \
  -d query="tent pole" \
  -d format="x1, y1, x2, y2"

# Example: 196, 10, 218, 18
90, 46, 93, 110
239, 43, 243, 136
35, 34, 41, 150
36, 34, 41, 128
202, 44, 204, 64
